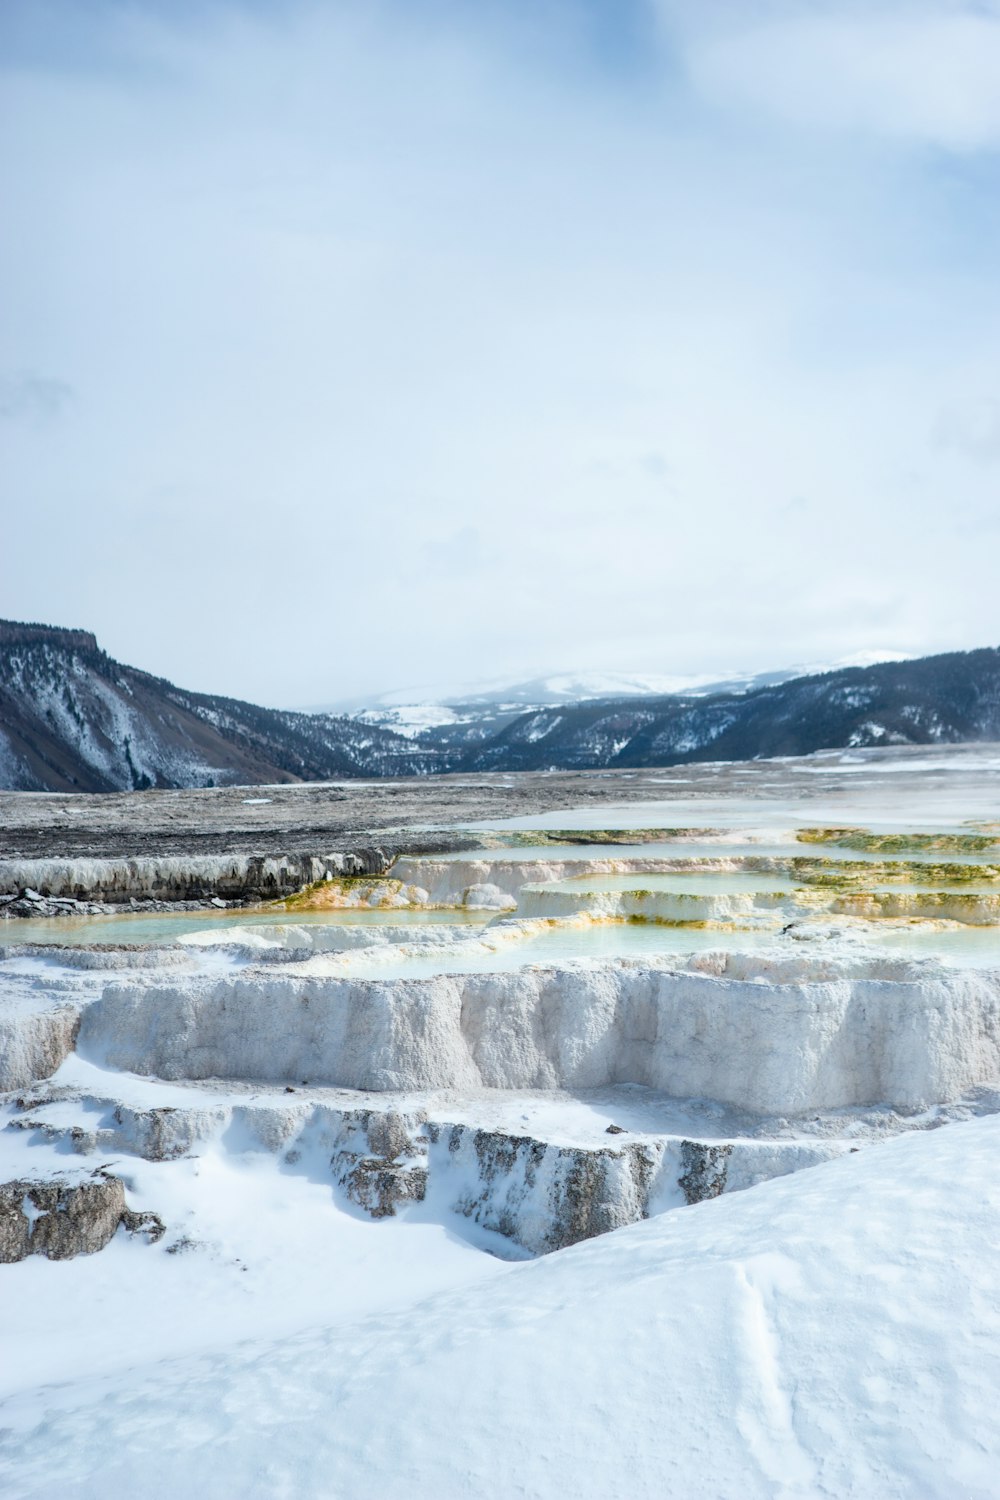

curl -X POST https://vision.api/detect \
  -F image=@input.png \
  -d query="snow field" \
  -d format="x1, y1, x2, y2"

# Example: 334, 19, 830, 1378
1, 1115, 998, 1499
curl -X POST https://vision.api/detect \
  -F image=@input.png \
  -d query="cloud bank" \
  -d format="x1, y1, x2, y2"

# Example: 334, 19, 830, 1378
1, 0, 998, 705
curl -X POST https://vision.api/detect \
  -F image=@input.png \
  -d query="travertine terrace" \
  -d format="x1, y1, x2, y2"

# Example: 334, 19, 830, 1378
2, 741, 998, 1261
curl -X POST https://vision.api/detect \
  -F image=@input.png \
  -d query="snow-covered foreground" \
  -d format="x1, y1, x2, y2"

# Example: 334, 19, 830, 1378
3, 805, 1000, 1497
2, 1115, 998, 1499
1, 1153, 513, 1392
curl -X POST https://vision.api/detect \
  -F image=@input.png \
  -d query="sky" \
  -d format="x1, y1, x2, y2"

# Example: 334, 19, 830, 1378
2, 0, 999, 710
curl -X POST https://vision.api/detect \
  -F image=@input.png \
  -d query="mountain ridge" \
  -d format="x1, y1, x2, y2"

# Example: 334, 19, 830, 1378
0, 622, 438, 792
462, 648, 1000, 773
313, 651, 912, 720
1, 620, 998, 791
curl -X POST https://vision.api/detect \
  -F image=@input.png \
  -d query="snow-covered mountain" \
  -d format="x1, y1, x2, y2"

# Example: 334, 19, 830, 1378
321, 652, 913, 739
461, 648, 1000, 772
0, 621, 437, 792
2, 621, 994, 791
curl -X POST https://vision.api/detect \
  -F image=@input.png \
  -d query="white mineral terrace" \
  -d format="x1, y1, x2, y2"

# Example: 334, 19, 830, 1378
3, 768, 1000, 1495
4, 810, 1000, 1176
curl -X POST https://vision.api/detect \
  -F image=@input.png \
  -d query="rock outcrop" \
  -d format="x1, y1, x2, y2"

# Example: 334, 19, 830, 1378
0, 1172, 163, 1262
5, 1085, 844, 1256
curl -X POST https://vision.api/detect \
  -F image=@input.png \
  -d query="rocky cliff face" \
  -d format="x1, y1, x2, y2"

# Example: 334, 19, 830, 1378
0, 621, 439, 791
3, 1075, 846, 1259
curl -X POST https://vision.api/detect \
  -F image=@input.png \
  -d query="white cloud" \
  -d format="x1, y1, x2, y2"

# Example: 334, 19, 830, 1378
1, 1, 998, 705
674, 3, 1000, 149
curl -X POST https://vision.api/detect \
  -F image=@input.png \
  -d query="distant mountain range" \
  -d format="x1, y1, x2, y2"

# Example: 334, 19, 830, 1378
1, 620, 998, 791
319, 654, 911, 741
455, 649, 1000, 773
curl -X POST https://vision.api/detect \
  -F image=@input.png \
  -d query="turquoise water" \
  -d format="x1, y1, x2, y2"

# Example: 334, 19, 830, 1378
331, 920, 1000, 978
329, 924, 783, 977
5, 903, 999, 968
1, 907, 492, 947
536, 873, 794, 895
418, 842, 1000, 867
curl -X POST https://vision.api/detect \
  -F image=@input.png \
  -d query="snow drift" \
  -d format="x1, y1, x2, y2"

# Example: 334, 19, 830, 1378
3, 1114, 997, 1498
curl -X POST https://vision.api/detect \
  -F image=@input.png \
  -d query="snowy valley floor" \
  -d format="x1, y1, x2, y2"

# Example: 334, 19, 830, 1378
2, 747, 1000, 1498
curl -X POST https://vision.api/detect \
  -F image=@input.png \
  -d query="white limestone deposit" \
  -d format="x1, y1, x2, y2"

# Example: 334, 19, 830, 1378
0, 991, 81, 1091
175, 920, 474, 954
0, 948, 194, 1089
76, 951, 1000, 1113
516, 881, 788, 922
390, 853, 727, 903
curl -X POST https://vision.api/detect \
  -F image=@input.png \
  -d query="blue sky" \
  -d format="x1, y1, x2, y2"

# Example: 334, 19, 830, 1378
2, 0, 999, 706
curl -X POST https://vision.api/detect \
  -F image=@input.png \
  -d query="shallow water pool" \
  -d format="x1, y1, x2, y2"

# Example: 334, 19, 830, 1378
537, 873, 795, 895
424, 841, 1000, 867
325, 923, 785, 977
853, 925, 1000, 969
1, 907, 493, 947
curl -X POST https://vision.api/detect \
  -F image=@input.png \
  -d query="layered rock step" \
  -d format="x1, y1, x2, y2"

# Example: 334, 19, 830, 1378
73, 953, 1000, 1114
10, 1071, 996, 1258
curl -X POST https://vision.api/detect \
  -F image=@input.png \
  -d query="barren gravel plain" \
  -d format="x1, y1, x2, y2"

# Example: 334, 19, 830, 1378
2, 742, 998, 861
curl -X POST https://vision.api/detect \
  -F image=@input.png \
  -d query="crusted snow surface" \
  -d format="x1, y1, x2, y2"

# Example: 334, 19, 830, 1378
1, 1115, 998, 1498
